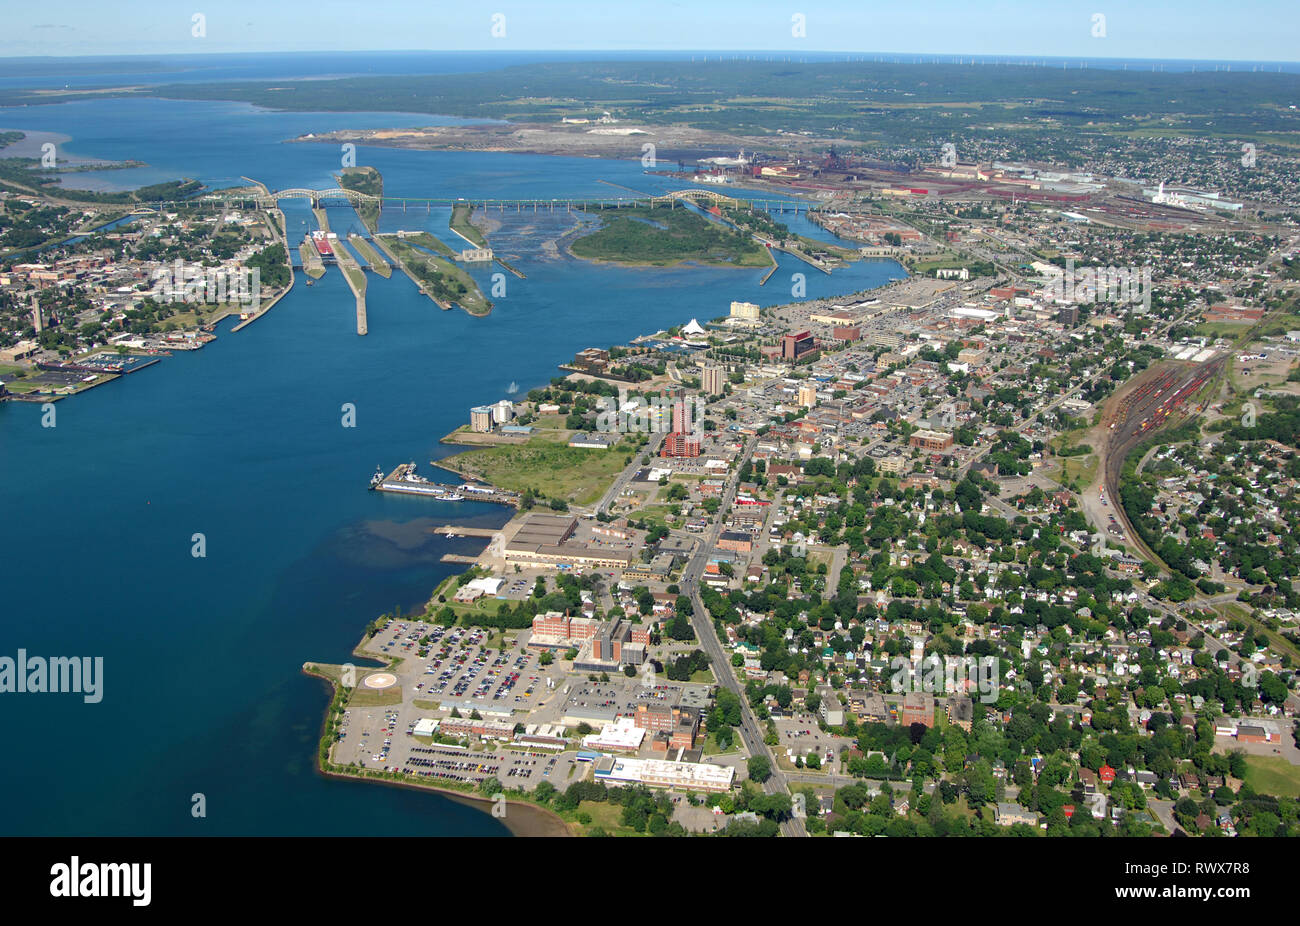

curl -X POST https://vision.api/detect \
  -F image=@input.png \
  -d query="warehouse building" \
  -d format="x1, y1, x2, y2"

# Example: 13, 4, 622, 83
592, 755, 734, 792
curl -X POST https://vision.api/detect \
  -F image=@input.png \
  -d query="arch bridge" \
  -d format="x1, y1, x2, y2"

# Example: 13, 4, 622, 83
649, 188, 813, 213
259, 187, 382, 209
152, 186, 815, 215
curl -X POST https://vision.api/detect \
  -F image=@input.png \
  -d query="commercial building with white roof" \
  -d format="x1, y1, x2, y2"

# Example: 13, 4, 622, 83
593, 755, 735, 791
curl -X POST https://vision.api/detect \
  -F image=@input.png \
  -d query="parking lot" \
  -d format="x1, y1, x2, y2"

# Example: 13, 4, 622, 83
327, 617, 722, 793
774, 716, 846, 771
328, 618, 584, 790
366, 621, 557, 707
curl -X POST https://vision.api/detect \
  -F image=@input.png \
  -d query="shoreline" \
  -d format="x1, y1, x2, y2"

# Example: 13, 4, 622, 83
304, 657, 575, 838
319, 764, 576, 837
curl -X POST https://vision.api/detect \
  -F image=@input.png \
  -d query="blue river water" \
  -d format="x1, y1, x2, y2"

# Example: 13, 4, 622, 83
0, 88, 905, 834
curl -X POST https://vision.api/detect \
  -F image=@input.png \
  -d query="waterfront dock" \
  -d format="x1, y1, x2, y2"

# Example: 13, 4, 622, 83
440, 553, 481, 564
432, 526, 499, 537
370, 463, 464, 499
335, 239, 368, 335
369, 464, 519, 507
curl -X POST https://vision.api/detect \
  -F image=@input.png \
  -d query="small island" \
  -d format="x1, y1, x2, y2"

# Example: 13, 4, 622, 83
569, 205, 772, 268
375, 231, 493, 316
337, 166, 383, 234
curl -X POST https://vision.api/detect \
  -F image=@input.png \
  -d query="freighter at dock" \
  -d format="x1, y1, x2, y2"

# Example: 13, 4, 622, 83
370, 463, 465, 499
368, 463, 520, 506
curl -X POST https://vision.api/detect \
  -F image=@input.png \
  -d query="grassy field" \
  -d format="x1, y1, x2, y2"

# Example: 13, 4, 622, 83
378, 234, 491, 315
906, 252, 971, 273
1059, 453, 1100, 487
636, 504, 680, 528
438, 594, 510, 622
346, 686, 403, 708
150, 305, 240, 330
335, 241, 368, 294
700, 730, 739, 756
343, 265, 366, 292
398, 230, 455, 257
348, 235, 391, 277
450, 204, 488, 248
1242, 755, 1300, 798
440, 430, 636, 505
1196, 321, 1254, 338
571, 206, 770, 268
438, 425, 537, 446
574, 800, 643, 836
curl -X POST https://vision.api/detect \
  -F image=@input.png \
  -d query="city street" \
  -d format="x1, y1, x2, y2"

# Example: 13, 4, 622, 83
678, 436, 809, 836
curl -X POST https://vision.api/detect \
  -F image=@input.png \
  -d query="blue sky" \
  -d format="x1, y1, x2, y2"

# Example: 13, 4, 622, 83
3, 1, 1296, 61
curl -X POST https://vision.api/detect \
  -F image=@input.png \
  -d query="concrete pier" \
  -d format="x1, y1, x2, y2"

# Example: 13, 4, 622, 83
334, 239, 368, 335
432, 526, 499, 537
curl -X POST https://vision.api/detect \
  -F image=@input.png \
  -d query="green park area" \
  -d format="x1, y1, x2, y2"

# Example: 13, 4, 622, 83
570, 206, 770, 268
440, 429, 637, 506
1242, 755, 1300, 799
378, 233, 491, 315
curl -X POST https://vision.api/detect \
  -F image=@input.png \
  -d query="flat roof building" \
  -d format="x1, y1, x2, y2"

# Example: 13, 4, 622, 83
592, 755, 734, 792
504, 513, 634, 570
581, 716, 647, 752
910, 429, 954, 451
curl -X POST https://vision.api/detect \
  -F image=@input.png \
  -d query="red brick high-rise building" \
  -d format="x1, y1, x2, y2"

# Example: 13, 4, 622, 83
660, 394, 702, 457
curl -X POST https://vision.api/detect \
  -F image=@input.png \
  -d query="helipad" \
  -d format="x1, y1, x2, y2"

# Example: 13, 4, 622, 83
363, 672, 397, 690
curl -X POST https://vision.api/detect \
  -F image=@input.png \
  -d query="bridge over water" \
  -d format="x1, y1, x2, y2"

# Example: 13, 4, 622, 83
137, 187, 818, 215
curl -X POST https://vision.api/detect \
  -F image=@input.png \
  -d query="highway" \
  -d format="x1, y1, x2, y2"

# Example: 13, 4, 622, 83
677, 436, 808, 837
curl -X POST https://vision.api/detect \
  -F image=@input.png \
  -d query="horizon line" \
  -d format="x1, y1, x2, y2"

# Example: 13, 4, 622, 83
1, 48, 1297, 66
